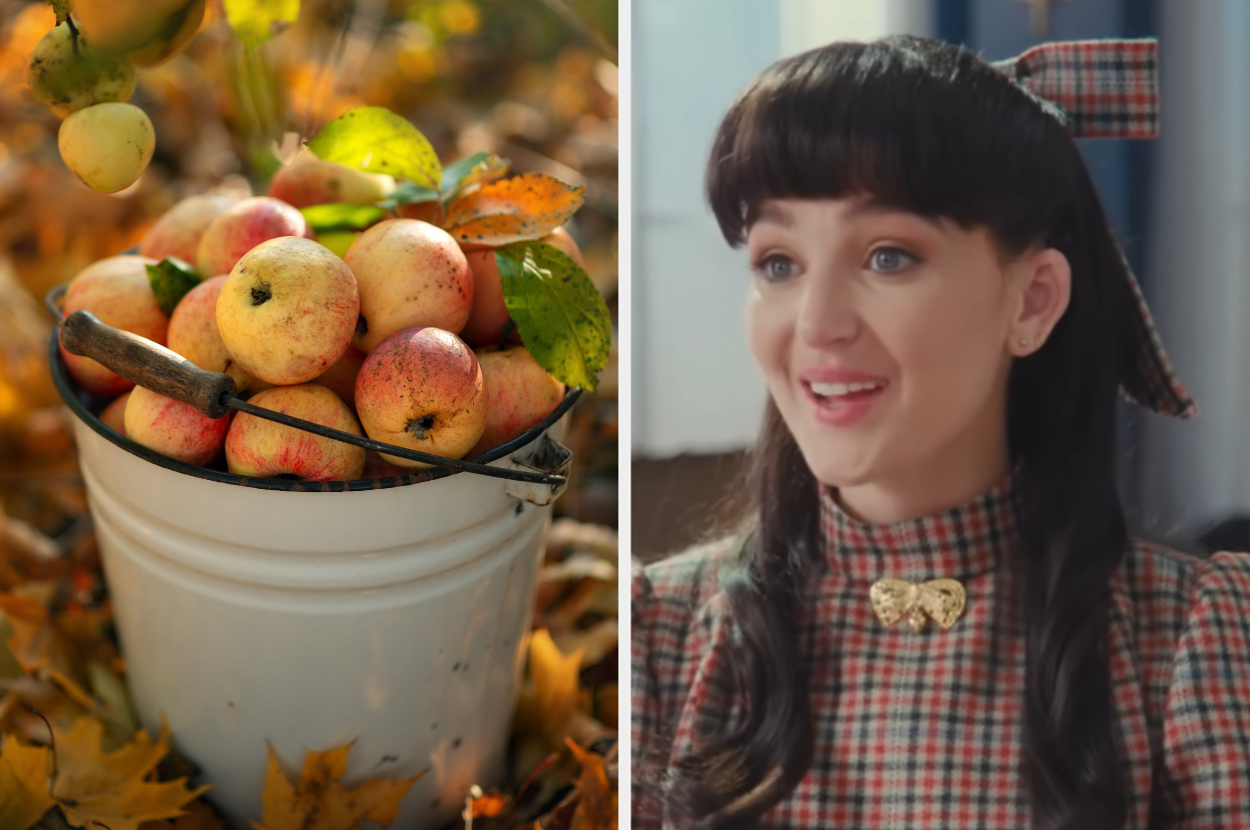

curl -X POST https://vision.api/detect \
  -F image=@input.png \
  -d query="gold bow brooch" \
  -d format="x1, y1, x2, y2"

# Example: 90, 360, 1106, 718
869, 578, 966, 632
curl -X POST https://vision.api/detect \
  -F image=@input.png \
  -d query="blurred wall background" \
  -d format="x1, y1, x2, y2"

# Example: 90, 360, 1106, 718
633, 0, 1250, 560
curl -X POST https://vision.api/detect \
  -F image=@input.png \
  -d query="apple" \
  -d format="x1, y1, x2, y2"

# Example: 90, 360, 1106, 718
312, 345, 366, 410
344, 219, 473, 353
99, 391, 131, 436
196, 196, 311, 278
124, 384, 229, 466
363, 450, 411, 479
268, 147, 395, 208
468, 345, 564, 457
225, 384, 366, 481
459, 226, 586, 347
27, 22, 136, 119
354, 326, 486, 468
59, 255, 167, 397
58, 102, 154, 193
167, 275, 267, 396
215, 237, 359, 386
71, 0, 206, 68
139, 193, 237, 264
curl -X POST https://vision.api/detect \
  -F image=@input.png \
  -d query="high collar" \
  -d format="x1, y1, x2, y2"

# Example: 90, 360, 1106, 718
818, 469, 1021, 583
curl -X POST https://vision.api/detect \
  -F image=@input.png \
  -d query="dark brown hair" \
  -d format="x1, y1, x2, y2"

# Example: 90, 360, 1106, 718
662, 36, 1141, 829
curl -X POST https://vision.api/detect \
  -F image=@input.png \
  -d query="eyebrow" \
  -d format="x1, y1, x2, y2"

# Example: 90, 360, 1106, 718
752, 198, 946, 231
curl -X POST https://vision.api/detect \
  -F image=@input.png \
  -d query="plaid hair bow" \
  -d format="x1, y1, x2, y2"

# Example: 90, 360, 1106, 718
992, 39, 1195, 419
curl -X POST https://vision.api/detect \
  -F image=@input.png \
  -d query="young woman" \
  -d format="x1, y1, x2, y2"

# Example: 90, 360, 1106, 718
631, 36, 1250, 830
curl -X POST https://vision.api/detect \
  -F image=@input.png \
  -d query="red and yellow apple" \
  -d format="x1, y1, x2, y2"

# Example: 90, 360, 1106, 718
196, 196, 311, 278
139, 193, 237, 264
124, 384, 229, 465
459, 226, 585, 347
225, 384, 366, 481
167, 275, 267, 396
268, 147, 395, 208
215, 237, 359, 386
344, 219, 473, 353
59, 255, 167, 397
312, 345, 366, 410
354, 326, 487, 468
469, 345, 564, 456
99, 391, 131, 436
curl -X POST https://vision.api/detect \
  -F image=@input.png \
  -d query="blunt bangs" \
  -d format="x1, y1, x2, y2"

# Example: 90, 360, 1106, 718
706, 36, 1077, 252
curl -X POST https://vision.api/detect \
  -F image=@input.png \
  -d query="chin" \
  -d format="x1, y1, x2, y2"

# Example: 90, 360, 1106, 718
796, 441, 879, 489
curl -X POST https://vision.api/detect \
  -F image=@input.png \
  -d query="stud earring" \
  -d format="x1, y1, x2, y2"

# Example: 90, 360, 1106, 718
1017, 337, 1029, 350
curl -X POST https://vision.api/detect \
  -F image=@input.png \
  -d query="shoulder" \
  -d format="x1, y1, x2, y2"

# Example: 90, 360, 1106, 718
631, 536, 742, 622
1113, 539, 1250, 615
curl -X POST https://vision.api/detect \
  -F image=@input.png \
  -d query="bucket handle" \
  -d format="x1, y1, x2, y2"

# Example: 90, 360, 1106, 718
49, 286, 578, 487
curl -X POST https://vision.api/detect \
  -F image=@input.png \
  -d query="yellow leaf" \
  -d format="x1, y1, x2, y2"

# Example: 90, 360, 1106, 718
52, 717, 210, 830
0, 735, 54, 830
529, 630, 584, 744
443, 173, 585, 246
253, 742, 424, 830
564, 740, 616, 830
0, 594, 95, 711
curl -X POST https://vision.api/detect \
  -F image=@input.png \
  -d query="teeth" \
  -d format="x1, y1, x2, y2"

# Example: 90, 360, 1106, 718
810, 381, 884, 396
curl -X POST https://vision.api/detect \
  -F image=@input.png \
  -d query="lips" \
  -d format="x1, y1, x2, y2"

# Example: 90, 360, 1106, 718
799, 368, 889, 426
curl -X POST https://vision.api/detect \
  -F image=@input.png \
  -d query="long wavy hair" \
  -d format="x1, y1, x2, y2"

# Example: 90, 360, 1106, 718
663, 36, 1140, 829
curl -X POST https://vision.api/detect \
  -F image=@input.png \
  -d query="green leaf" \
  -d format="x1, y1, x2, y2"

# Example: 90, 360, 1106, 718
47, 0, 70, 25
146, 257, 202, 318
300, 203, 387, 233
307, 107, 441, 193
440, 152, 510, 201
495, 242, 612, 392
377, 180, 440, 211
223, 0, 300, 51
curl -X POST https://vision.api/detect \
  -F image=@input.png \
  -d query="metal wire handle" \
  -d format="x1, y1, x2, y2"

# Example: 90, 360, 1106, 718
47, 284, 580, 486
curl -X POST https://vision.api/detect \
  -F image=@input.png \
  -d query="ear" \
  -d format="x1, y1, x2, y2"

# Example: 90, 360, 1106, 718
1008, 248, 1071, 356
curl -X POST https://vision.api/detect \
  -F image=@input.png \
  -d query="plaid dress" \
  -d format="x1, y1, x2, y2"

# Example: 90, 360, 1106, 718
631, 474, 1250, 828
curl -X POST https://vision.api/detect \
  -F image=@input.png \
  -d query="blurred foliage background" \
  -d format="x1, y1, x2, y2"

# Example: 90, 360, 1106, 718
0, 0, 618, 530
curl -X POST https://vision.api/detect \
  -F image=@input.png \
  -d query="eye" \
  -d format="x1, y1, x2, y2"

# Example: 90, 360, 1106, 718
752, 254, 799, 283
868, 246, 917, 274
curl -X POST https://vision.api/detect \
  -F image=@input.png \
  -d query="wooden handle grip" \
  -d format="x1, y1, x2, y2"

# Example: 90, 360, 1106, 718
59, 310, 236, 419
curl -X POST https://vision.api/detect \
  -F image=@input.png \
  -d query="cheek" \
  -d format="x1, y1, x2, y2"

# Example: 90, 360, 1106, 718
745, 291, 790, 377
886, 289, 1008, 424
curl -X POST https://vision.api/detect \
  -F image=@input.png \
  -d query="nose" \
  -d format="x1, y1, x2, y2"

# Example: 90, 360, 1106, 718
795, 270, 859, 349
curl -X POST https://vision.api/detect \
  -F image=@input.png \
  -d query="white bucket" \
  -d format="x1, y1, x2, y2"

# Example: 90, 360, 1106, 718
52, 338, 574, 829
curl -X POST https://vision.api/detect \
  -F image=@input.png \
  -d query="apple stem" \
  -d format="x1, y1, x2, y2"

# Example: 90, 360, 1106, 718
65, 15, 80, 54
499, 319, 516, 350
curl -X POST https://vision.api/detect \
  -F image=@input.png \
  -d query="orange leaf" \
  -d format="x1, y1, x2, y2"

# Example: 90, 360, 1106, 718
252, 742, 424, 830
52, 716, 210, 830
0, 593, 95, 711
443, 173, 584, 246
0, 734, 54, 830
563, 740, 616, 830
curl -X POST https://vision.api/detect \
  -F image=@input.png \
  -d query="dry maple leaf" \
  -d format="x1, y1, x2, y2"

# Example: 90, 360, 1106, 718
0, 593, 95, 711
252, 741, 425, 830
564, 740, 615, 830
0, 734, 55, 830
51, 716, 210, 830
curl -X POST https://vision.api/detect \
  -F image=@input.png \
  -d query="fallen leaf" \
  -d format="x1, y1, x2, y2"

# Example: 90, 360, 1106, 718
564, 740, 615, 830
52, 717, 210, 830
518, 631, 611, 754
0, 734, 54, 830
0, 595, 94, 711
252, 741, 424, 830
444, 174, 584, 246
